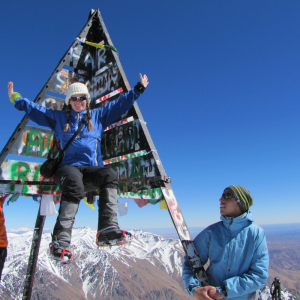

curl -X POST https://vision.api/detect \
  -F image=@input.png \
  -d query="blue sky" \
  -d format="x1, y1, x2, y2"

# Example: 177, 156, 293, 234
1, 0, 300, 233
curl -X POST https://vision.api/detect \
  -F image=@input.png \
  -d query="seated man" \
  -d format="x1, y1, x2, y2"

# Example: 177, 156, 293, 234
182, 185, 269, 300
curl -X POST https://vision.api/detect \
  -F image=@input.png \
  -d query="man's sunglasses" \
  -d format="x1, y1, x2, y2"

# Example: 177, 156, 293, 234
221, 192, 235, 199
70, 96, 87, 102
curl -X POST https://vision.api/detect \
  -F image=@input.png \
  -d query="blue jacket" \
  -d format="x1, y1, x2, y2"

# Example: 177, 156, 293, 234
14, 89, 140, 166
182, 211, 269, 299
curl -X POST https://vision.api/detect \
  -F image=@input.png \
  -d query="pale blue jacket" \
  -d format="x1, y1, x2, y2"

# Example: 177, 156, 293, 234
182, 211, 269, 299
14, 89, 140, 167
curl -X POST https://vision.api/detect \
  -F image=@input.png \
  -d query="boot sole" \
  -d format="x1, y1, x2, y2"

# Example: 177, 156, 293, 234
96, 234, 133, 247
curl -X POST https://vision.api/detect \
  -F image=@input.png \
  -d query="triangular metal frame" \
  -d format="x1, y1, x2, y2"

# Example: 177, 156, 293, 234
0, 9, 208, 299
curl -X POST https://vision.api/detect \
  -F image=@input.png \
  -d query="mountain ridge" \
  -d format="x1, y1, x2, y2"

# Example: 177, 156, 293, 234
1, 227, 298, 299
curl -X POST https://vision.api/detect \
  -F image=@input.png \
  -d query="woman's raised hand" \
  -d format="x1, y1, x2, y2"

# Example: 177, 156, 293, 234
139, 74, 149, 88
8, 81, 14, 99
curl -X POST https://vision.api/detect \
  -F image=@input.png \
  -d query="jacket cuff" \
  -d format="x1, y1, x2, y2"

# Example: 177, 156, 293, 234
190, 286, 199, 296
134, 82, 145, 94
216, 285, 227, 298
132, 87, 141, 97
10, 92, 22, 104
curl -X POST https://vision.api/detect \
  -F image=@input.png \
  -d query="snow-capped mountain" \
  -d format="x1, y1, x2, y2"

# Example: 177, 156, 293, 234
0, 228, 297, 300
259, 286, 298, 300
1, 228, 189, 300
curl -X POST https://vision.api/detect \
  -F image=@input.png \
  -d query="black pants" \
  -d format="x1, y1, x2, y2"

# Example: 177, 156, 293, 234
52, 165, 119, 248
53, 165, 118, 203
0, 247, 7, 281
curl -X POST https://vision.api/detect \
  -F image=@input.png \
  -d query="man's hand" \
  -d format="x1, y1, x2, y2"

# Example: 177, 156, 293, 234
139, 73, 149, 88
193, 286, 216, 300
207, 287, 224, 299
8, 81, 14, 99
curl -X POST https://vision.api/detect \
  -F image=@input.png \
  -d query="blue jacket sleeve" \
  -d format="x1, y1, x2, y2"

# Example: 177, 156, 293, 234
182, 256, 199, 296
182, 231, 210, 296
96, 88, 141, 128
14, 97, 57, 130
223, 230, 269, 298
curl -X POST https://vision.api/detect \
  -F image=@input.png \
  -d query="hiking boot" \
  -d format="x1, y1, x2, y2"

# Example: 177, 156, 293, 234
49, 241, 73, 265
96, 230, 133, 247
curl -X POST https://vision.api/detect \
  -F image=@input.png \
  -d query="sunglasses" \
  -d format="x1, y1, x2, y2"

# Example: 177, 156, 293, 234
70, 96, 87, 102
221, 192, 235, 199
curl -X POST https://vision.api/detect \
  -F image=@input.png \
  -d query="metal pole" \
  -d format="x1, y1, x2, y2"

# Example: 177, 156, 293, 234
22, 205, 46, 300
161, 187, 209, 286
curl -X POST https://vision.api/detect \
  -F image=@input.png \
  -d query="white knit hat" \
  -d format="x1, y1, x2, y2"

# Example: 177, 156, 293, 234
65, 82, 91, 105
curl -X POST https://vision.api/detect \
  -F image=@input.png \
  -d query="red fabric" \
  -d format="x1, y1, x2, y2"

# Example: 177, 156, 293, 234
133, 198, 150, 208
0, 195, 9, 247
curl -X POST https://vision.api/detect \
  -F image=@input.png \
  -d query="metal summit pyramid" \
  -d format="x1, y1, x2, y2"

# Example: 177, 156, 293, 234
0, 9, 209, 299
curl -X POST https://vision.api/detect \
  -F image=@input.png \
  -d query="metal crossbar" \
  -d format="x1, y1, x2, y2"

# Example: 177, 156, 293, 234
0, 176, 171, 186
